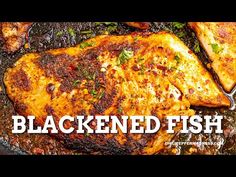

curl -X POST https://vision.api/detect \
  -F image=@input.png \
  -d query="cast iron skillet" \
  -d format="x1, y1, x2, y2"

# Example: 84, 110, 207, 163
0, 22, 235, 155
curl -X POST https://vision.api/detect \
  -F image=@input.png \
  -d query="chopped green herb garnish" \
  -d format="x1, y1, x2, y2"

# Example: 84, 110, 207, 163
193, 41, 201, 53
56, 31, 64, 36
107, 25, 117, 33
134, 36, 139, 42
95, 22, 102, 26
73, 80, 81, 86
172, 22, 185, 29
98, 90, 105, 99
80, 41, 95, 49
77, 65, 96, 81
117, 49, 134, 65
91, 90, 97, 96
85, 71, 96, 80
95, 80, 103, 88
174, 54, 181, 63
85, 73, 96, 80
117, 106, 123, 114
105, 22, 118, 25
170, 66, 177, 71
137, 57, 144, 63
77, 65, 81, 71
210, 43, 223, 54
95, 22, 118, 34
68, 27, 76, 37
191, 32, 196, 37
80, 30, 93, 34
138, 64, 145, 75
85, 132, 90, 137
176, 31, 186, 38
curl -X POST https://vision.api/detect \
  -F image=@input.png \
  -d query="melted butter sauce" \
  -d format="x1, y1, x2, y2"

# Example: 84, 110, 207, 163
0, 22, 235, 155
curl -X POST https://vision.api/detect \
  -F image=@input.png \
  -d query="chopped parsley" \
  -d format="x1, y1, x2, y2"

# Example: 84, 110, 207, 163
80, 41, 95, 49
91, 73, 96, 80
90, 90, 97, 97
85, 71, 95, 80
134, 36, 139, 42
73, 80, 81, 86
107, 25, 117, 33
56, 31, 64, 36
117, 49, 134, 65
98, 90, 105, 99
80, 30, 94, 38
95, 22, 118, 34
170, 66, 178, 71
68, 27, 76, 37
210, 43, 223, 54
77, 65, 82, 71
80, 30, 93, 34
85, 72, 96, 80
138, 64, 145, 75
193, 41, 201, 53
174, 54, 181, 63
77, 66, 96, 81
176, 31, 186, 38
172, 22, 185, 29
117, 106, 123, 114
137, 57, 144, 63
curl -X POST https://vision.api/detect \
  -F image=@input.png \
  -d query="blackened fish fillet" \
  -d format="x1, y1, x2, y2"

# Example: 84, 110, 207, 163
189, 22, 236, 92
4, 32, 230, 154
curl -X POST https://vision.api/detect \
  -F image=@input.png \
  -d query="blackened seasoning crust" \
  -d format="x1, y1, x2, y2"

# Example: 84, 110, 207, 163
45, 105, 55, 116
37, 53, 106, 93
12, 69, 31, 91
91, 89, 117, 115
14, 101, 28, 115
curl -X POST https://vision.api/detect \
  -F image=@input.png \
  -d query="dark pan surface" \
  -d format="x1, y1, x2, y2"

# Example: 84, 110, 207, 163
0, 22, 235, 155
